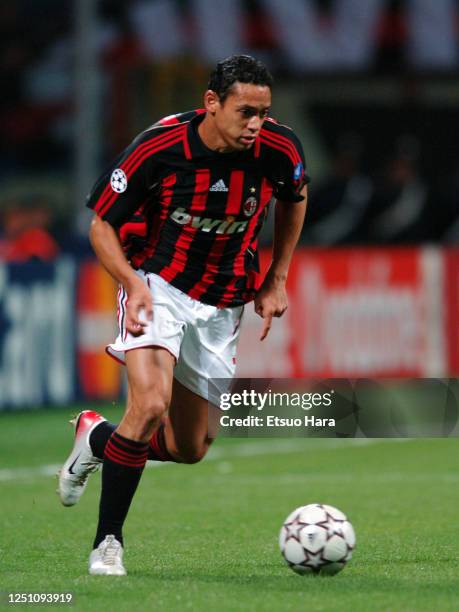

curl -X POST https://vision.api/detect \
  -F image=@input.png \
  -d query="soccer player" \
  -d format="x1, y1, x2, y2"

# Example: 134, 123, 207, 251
59, 55, 308, 575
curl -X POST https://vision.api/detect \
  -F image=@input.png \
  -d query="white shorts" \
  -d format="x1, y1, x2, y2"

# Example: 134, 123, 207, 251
107, 271, 244, 400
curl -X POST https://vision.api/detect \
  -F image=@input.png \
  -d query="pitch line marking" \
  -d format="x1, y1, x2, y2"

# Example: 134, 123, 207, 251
0, 438, 409, 482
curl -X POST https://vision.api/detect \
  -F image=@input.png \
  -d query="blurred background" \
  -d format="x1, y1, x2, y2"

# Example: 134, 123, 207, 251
1, 0, 458, 409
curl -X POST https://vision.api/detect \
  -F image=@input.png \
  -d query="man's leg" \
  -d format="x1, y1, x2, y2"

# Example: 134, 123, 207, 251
90, 387, 172, 462
59, 377, 214, 510
90, 346, 174, 574
90, 379, 216, 464
86, 386, 163, 460
162, 378, 217, 464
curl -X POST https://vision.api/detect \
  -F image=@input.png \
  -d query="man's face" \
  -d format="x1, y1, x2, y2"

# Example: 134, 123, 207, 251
207, 82, 272, 151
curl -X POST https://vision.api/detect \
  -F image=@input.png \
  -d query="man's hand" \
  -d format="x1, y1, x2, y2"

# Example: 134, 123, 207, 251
254, 275, 288, 341
255, 187, 307, 341
125, 277, 153, 336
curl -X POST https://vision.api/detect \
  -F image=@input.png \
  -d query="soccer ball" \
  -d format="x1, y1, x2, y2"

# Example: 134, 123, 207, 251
279, 503, 355, 575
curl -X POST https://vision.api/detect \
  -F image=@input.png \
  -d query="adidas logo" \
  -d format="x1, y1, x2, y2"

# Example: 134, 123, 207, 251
210, 179, 228, 192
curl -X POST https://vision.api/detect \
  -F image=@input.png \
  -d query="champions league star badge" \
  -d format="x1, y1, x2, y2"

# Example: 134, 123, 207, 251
110, 168, 128, 193
243, 196, 257, 217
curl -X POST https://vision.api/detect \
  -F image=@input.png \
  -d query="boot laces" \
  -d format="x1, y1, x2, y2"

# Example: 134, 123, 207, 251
100, 536, 121, 566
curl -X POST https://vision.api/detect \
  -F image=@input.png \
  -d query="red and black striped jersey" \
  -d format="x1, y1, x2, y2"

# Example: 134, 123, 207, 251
87, 109, 308, 307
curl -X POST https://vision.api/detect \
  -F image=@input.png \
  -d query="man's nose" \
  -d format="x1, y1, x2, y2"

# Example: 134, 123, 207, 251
247, 116, 262, 132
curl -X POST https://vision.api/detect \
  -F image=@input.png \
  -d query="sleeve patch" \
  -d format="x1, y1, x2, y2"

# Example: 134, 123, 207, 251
293, 162, 304, 182
110, 169, 128, 193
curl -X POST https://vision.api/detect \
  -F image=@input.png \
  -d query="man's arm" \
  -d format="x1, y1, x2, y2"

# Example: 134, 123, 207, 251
89, 214, 153, 335
254, 185, 307, 340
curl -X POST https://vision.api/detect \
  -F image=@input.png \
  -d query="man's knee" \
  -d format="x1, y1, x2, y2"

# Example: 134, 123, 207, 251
176, 441, 211, 464
127, 395, 170, 438
143, 399, 169, 426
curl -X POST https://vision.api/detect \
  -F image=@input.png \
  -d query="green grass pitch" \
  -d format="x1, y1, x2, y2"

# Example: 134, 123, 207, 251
1, 405, 458, 611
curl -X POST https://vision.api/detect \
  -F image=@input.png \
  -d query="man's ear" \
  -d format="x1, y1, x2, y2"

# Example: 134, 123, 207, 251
203, 90, 220, 115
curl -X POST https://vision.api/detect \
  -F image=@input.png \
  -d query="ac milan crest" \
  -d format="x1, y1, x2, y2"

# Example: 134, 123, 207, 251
243, 196, 257, 217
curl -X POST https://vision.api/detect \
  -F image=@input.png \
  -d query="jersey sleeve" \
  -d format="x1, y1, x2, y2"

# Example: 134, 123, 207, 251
265, 126, 310, 203
155, 108, 205, 127
86, 133, 159, 229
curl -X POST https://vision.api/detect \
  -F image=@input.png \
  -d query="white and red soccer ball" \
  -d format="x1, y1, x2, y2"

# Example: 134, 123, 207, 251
279, 503, 356, 575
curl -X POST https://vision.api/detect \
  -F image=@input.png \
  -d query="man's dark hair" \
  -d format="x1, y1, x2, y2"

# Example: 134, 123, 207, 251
207, 55, 273, 103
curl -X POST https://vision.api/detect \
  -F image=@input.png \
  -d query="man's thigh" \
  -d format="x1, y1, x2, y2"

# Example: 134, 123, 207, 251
125, 346, 175, 397
117, 347, 176, 441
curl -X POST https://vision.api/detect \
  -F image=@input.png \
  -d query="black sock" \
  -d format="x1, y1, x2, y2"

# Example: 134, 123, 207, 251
93, 431, 148, 549
90, 419, 178, 463
89, 421, 116, 459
